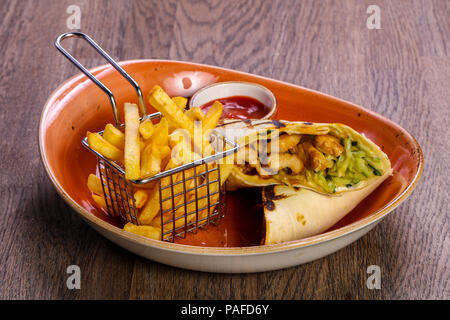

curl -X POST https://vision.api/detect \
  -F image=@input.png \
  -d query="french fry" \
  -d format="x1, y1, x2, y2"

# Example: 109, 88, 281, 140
172, 96, 188, 109
140, 118, 170, 178
124, 103, 141, 180
140, 144, 155, 178
200, 101, 223, 156
139, 118, 156, 140
154, 161, 235, 236
123, 223, 161, 240
148, 85, 194, 136
169, 131, 184, 149
202, 101, 223, 132
103, 123, 125, 149
151, 117, 169, 146
87, 174, 103, 195
87, 131, 123, 162
162, 122, 219, 215
90, 174, 148, 214
169, 97, 187, 132
140, 143, 171, 178
160, 147, 172, 170
159, 145, 172, 159
90, 87, 228, 239
185, 106, 204, 121
138, 138, 195, 225
89, 170, 123, 203
138, 186, 161, 225
152, 194, 221, 238
92, 194, 107, 211
133, 190, 148, 209
169, 129, 193, 151
160, 143, 203, 213
170, 130, 195, 164
139, 139, 146, 152
193, 119, 204, 158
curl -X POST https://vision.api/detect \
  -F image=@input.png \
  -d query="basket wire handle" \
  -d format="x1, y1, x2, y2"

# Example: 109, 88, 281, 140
55, 32, 147, 126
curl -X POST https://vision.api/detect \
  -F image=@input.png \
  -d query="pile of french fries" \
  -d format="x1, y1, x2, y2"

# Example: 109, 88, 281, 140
86, 85, 232, 240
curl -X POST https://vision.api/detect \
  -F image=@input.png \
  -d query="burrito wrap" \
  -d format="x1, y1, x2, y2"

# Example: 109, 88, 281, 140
262, 170, 390, 244
215, 119, 391, 195
213, 119, 392, 244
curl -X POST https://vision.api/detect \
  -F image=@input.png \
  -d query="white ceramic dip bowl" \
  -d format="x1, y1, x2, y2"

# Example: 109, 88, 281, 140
189, 81, 277, 119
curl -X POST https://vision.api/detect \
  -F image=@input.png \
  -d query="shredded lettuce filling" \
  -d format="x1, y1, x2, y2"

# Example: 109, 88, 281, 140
309, 137, 382, 193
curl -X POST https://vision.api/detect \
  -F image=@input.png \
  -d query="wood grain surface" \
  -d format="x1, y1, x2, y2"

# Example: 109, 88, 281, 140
0, 0, 448, 300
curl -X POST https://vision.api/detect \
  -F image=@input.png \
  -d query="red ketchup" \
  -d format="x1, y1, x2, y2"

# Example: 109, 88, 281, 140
200, 96, 271, 119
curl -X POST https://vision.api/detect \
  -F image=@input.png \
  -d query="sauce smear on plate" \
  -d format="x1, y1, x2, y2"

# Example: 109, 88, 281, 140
200, 96, 271, 119
175, 189, 264, 247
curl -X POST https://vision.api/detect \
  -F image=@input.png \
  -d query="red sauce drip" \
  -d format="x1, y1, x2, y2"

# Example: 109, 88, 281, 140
200, 96, 271, 119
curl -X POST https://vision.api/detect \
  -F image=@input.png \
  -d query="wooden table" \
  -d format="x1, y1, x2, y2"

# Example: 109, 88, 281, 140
0, 0, 448, 300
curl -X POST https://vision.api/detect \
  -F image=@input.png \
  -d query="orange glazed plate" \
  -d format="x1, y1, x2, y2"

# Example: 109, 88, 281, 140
39, 60, 423, 273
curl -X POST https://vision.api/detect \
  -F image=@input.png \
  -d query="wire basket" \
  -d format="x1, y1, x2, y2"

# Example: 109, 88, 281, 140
55, 32, 238, 242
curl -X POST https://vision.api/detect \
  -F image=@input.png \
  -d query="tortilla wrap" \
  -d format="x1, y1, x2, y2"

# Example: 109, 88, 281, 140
214, 119, 392, 195
213, 119, 393, 244
262, 168, 390, 244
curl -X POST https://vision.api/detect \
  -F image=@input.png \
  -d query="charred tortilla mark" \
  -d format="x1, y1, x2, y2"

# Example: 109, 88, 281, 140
271, 119, 285, 128
303, 122, 313, 125
260, 120, 276, 126
263, 186, 276, 201
243, 119, 254, 128
263, 186, 288, 201
240, 165, 258, 175
274, 194, 288, 200
263, 200, 275, 211
217, 120, 241, 127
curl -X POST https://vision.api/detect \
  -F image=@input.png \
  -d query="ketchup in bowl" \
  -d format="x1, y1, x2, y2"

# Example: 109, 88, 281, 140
200, 96, 272, 119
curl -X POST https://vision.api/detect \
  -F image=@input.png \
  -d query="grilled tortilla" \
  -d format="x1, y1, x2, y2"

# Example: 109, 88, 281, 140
215, 119, 392, 195
261, 172, 389, 244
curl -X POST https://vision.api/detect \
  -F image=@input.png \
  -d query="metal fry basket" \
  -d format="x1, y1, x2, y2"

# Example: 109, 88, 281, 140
55, 32, 238, 242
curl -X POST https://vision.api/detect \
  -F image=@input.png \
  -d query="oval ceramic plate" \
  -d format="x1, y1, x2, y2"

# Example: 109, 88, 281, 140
39, 60, 423, 273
